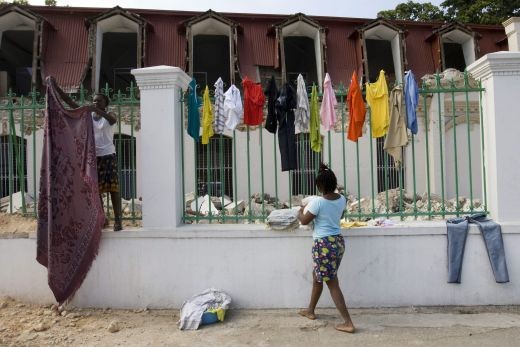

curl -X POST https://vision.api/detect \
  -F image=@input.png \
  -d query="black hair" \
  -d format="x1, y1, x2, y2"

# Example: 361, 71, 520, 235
94, 93, 110, 106
315, 162, 337, 194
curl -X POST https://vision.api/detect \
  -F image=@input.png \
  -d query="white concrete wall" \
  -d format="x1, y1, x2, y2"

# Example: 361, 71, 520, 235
1, 223, 519, 309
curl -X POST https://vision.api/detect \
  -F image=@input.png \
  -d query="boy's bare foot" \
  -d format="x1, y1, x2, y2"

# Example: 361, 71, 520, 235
298, 309, 316, 320
335, 323, 355, 333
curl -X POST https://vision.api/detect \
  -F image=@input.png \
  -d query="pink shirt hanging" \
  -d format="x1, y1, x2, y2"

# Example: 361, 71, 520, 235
320, 73, 337, 131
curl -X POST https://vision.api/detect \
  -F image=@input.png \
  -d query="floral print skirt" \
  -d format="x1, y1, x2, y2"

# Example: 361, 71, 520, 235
312, 234, 345, 283
97, 154, 119, 193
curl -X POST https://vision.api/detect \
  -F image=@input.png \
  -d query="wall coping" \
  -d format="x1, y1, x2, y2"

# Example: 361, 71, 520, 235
467, 51, 520, 81
131, 65, 191, 91
19, 221, 520, 240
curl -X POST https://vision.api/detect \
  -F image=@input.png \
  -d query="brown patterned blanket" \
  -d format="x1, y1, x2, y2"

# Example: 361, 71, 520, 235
37, 76, 104, 305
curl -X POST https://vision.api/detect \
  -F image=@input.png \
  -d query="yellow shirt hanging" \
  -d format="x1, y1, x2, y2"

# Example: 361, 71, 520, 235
201, 85, 214, 144
366, 70, 390, 138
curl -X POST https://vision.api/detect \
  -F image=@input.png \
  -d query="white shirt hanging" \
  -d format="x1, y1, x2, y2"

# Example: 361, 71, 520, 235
295, 74, 310, 132
223, 84, 243, 131
213, 78, 225, 134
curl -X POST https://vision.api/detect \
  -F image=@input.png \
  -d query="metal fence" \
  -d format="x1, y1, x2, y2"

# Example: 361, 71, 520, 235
0, 84, 141, 224
182, 71, 487, 223
1, 72, 487, 226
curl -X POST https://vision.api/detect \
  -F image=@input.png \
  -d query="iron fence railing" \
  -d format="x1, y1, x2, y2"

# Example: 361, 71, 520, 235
182, 71, 487, 223
0, 83, 141, 224
1, 72, 488, 226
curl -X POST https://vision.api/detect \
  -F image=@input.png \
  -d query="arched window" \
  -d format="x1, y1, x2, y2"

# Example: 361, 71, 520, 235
437, 23, 477, 71
0, 135, 27, 198
0, 6, 43, 96
360, 19, 406, 85
185, 10, 237, 88
195, 135, 233, 199
276, 13, 325, 89
113, 133, 136, 200
88, 7, 146, 92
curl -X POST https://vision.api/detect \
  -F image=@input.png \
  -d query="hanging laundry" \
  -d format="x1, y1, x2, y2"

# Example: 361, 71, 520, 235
223, 84, 243, 131
187, 78, 200, 141
213, 77, 225, 134
366, 70, 390, 138
309, 84, 322, 153
37, 76, 104, 305
404, 70, 419, 135
295, 74, 310, 132
264, 76, 278, 134
275, 82, 297, 171
201, 86, 214, 145
383, 86, 407, 166
242, 76, 265, 126
347, 71, 366, 142
320, 73, 337, 132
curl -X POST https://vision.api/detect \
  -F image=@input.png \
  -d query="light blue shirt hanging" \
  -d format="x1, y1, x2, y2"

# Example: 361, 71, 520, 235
404, 71, 419, 135
187, 78, 201, 141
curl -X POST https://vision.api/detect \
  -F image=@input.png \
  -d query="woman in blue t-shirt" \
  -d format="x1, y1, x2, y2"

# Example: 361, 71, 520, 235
298, 163, 355, 333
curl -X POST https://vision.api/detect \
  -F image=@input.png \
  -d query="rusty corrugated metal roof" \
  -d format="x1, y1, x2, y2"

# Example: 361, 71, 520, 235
404, 27, 438, 82
22, 5, 507, 90
236, 17, 276, 67
41, 13, 89, 91
143, 14, 187, 68
325, 20, 361, 86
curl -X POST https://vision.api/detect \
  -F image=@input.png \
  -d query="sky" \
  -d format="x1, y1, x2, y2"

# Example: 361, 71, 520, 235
27, 0, 445, 18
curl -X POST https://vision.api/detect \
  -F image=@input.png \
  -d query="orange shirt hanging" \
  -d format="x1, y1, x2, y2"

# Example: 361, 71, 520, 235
347, 71, 366, 142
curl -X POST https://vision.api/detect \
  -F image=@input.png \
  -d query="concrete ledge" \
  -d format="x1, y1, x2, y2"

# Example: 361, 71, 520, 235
2, 222, 519, 309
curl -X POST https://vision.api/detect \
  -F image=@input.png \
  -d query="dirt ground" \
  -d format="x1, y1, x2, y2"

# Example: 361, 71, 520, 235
0, 213, 37, 237
1, 296, 520, 347
0, 213, 140, 237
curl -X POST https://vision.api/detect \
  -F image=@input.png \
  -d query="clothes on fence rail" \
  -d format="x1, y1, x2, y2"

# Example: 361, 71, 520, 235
201, 85, 214, 144
366, 70, 390, 138
187, 78, 200, 141
295, 74, 310, 132
404, 70, 419, 135
347, 71, 366, 142
223, 84, 243, 131
264, 75, 278, 134
309, 84, 322, 152
446, 213, 509, 283
320, 73, 337, 132
213, 77, 225, 134
275, 82, 297, 171
242, 76, 265, 126
383, 86, 407, 166
37, 76, 104, 305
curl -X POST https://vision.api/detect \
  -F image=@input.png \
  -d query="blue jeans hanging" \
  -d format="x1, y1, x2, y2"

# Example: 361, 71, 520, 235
446, 213, 509, 283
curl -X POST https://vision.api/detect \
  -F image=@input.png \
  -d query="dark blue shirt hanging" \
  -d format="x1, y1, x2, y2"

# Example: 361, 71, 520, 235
187, 78, 200, 141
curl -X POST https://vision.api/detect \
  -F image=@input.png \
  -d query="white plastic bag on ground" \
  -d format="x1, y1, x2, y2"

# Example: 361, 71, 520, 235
178, 288, 232, 330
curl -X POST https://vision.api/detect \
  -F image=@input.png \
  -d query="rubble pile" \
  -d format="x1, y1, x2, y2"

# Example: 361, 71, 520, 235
185, 189, 485, 223
184, 192, 304, 223
1, 192, 142, 219
346, 189, 484, 220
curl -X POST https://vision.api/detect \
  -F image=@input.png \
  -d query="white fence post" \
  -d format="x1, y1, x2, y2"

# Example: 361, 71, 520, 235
503, 17, 520, 52
131, 66, 191, 229
467, 52, 520, 222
